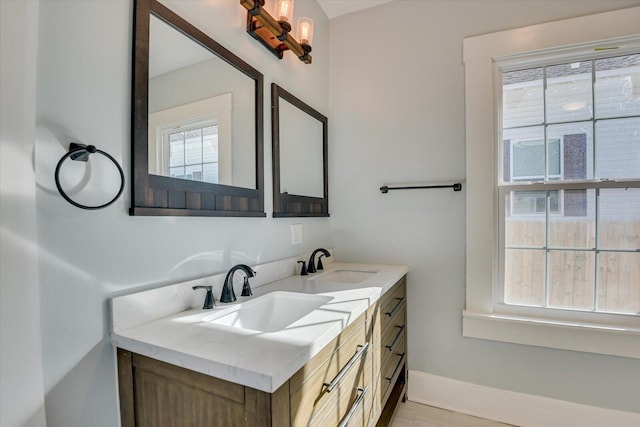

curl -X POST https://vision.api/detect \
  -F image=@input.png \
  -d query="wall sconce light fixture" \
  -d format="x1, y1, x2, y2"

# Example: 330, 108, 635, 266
240, 0, 313, 64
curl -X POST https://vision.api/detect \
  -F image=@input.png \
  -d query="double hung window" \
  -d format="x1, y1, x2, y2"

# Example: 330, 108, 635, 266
463, 7, 640, 358
499, 54, 640, 315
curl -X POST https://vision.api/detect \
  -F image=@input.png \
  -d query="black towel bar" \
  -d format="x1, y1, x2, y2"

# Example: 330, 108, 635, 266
380, 183, 462, 193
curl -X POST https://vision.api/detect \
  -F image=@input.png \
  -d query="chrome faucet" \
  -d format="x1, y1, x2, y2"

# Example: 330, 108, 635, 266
307, 248, 331, 274
220, 264, 256, 303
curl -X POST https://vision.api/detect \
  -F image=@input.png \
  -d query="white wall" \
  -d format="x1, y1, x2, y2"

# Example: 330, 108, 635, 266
0, 1, 47, 426
33, 1, 330, 426
329, 0, 640, 414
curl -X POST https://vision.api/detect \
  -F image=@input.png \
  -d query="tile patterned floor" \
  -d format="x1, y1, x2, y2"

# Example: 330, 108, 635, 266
390, 401, 517, 427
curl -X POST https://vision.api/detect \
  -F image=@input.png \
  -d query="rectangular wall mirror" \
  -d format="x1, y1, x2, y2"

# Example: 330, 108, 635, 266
271, 83, 329, 217
131, 0, 265, 216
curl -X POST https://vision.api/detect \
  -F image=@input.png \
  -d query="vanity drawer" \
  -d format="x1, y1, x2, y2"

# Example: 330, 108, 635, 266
380, 314, 405, 366
379, 333, 406, 403
290, 314, 364, 389
308, 369, 371, 427
290, 318, 370, 427
379, 280, 406, 329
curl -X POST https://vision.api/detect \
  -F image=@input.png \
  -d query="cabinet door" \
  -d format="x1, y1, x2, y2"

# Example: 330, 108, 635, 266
117, 350, 275, 427
134, 368, 246, 426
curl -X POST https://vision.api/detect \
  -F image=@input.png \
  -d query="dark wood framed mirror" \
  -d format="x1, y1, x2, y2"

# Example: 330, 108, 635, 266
131, 0, 265, 217
271, 83, 329, 217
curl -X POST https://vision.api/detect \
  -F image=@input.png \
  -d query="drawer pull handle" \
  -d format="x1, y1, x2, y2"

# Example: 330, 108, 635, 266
324, 342, 369, 393
385, 297, 404, 317
338, 386, 369, 427
386, 352, 405, 383
385, 325, 405, 352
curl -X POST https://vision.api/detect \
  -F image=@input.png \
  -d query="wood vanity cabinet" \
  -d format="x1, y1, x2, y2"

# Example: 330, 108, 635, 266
116, 276, 407, 427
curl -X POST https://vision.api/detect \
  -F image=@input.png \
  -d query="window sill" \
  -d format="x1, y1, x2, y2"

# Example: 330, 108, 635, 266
462, 311, 640, 359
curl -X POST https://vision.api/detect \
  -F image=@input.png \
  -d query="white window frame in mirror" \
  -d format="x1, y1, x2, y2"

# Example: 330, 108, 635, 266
148, 93, 232, 185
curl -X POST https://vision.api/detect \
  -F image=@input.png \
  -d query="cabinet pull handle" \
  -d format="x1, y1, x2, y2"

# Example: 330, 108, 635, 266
338, 386, 369, 427
324, 342, 369, 393
385, 325, 405, 352
385, 297, 404, 317
386, 352, 405, 383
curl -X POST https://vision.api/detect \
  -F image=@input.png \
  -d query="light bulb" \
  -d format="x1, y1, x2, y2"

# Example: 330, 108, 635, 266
275, 0, 294, 25
297, 17, 313, 46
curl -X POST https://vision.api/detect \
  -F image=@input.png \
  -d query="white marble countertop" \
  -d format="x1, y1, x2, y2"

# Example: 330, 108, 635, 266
110, 262, 408, 393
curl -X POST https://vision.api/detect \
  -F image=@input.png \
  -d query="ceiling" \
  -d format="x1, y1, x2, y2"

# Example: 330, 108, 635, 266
317, 0, 394, 19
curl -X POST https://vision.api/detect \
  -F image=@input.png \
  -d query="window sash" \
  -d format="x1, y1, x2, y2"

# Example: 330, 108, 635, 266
498, 180, 640, 313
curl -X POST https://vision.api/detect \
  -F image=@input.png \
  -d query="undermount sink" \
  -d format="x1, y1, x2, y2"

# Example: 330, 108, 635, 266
315, 269, 377, 284
206, 291, 332, 333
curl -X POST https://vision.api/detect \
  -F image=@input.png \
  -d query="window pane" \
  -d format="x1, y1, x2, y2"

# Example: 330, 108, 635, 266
184, 164, 203, 181
169, 132, 184, 167
184, 129, 203, 165
503, 126, 544, 182
594, 54, 640, 119
546, 61, 593, 123
548, 250, 595, 310
599, 188, 640, 250
169, 166, 184, 178
502, 68, 544, 128
203, 163, 218, 184
504, 248, 546, 306
598, 252, 640, 314
203, 126, 218, 163
511, 190, 558, 215
505, 192, 546, 246
514, 141, 545, 179
595, 118, 640, 179
549, 189, 595, 248
547, 139, 561, 178
547, 122, 593, 180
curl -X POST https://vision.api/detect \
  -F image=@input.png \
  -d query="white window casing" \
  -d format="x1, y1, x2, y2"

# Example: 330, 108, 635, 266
148, 93, 232, 184
463, 7, 640, 359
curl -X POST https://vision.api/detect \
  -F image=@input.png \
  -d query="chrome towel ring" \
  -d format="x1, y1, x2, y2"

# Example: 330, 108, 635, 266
54, 143, 124, 210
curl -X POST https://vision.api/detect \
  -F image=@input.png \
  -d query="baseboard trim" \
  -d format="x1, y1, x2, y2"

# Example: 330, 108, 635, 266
407, 370, 640, 427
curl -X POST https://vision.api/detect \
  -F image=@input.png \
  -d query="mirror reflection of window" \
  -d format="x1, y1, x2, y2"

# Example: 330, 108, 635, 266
167, 123, 219, 183
147, 14, 255, 189
148, 93, 232, 185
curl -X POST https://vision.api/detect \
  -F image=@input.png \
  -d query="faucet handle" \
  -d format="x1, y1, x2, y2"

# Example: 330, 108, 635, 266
317, 254, 326, 271
297, 260, 308, 276
192, 285, 215, 309
240, 276, 253, 297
